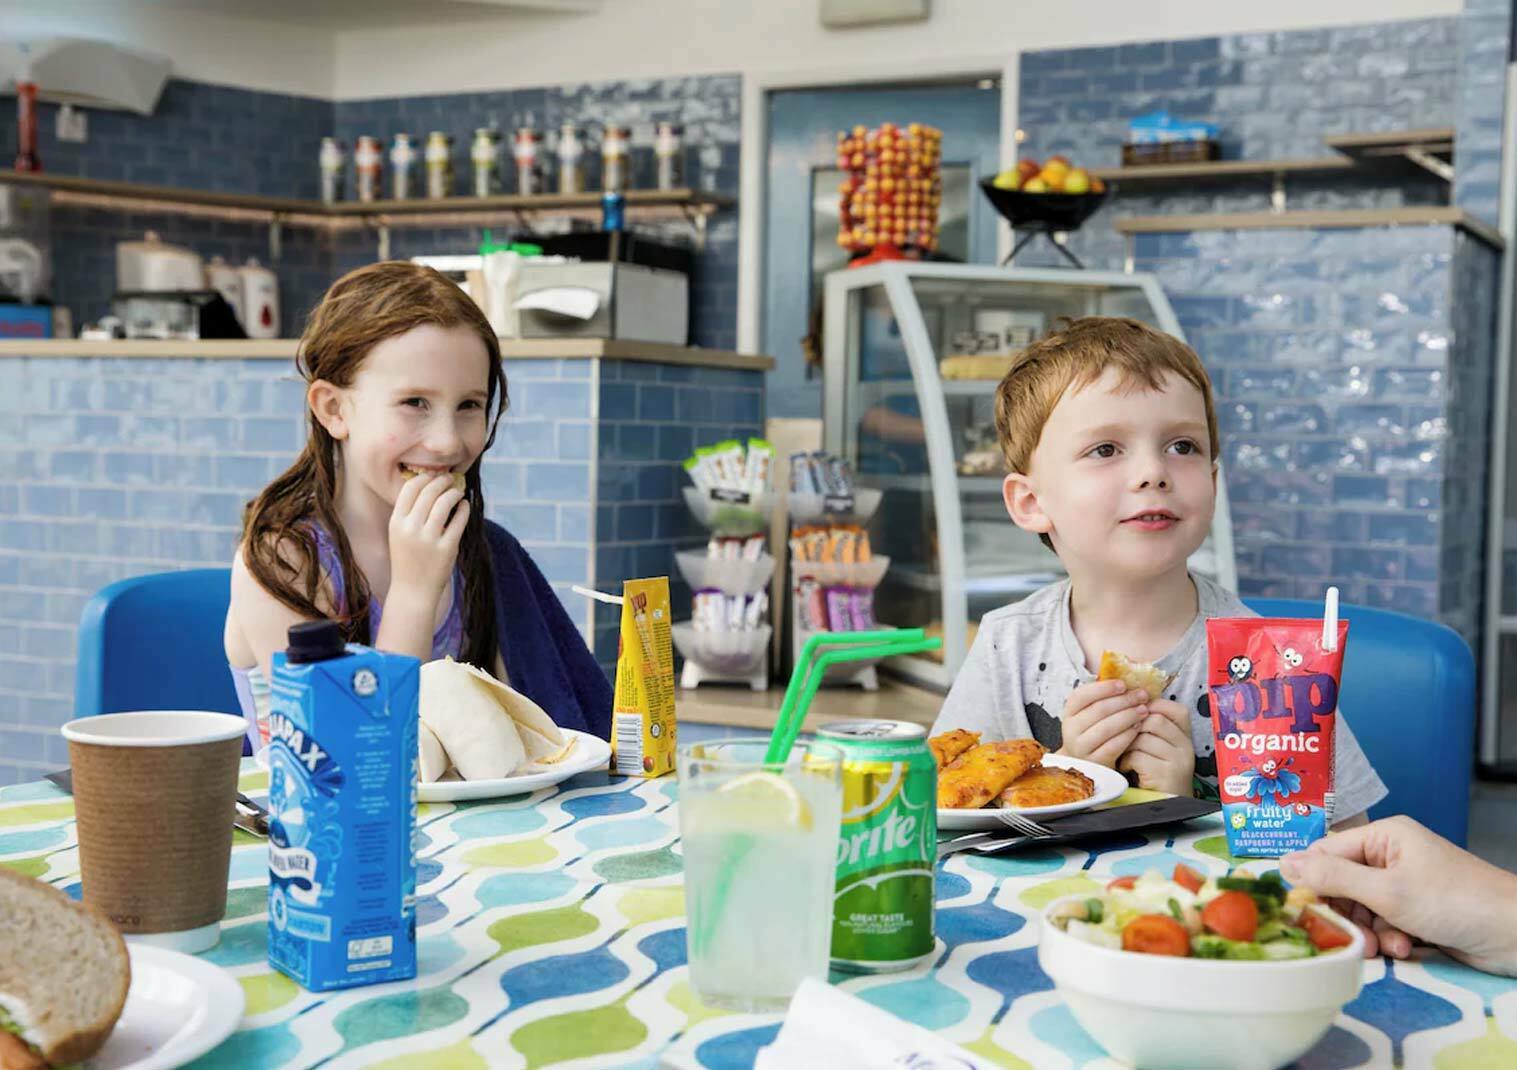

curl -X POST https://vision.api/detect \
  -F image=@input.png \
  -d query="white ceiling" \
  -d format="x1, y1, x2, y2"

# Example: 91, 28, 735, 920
137, 0, 599, 30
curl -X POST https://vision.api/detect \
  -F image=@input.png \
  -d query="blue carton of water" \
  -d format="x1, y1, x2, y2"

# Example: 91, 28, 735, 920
265, 622, 419, 991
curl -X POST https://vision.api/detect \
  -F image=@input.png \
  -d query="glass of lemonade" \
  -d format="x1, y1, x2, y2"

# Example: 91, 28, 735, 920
677, 738, 844, 1012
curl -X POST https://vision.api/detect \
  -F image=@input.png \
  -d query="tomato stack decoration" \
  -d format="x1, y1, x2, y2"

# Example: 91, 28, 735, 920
836, 122, 942, 261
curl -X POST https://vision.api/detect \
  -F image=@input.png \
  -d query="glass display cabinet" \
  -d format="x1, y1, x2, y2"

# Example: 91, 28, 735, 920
821, 262, 1237, 690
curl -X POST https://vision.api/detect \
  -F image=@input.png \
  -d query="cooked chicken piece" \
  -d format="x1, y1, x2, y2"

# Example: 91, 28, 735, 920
928, 729, 981, 771
937, 739, 1046, 809
998, 765, 1096, 809
1097, 650, 1172, 699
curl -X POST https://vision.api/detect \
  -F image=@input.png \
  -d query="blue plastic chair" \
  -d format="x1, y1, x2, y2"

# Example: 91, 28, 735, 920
75, 569, 242, 727
1244, 597, 1475, 846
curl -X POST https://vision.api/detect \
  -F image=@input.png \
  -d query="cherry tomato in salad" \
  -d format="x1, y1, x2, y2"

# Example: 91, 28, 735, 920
1172, 863, 1204, 894
1300, 908, 1353, 950
1201, 890, 1259, 942
1107, 876, 1138, 891
1122, 914, 1191, 957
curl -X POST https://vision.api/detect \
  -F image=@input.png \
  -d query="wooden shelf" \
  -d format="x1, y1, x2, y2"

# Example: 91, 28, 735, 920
1092, 128, 1458, 187
1092, 157, 1354, 184
0, 169, 731, 232
1112, 206, 1502, 249
0, 337, 775, 369
1323, 127, 1454, 155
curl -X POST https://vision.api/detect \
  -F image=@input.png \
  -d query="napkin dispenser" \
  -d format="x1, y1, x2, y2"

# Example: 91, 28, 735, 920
514, 261, 688, 345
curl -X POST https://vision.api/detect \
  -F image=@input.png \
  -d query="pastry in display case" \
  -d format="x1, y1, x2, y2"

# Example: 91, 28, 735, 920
820, 262, 1237, 691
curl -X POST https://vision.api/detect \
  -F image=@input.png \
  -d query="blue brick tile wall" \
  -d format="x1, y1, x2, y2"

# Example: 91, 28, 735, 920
0, 80, 331, 198
591, 360, 764, 670
3, 73, 740, 350
0, 350, 621, 783
1133, 224, 1493, 642
1455, 0, 1512, 223
1016, 18, 1500, 655
1016, 18, 1460, 274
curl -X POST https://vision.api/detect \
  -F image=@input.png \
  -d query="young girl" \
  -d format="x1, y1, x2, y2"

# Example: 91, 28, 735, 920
225, 261, 611, 747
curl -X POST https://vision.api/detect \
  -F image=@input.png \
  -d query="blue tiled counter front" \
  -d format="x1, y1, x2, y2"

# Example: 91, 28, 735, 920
0, 339, 770, 786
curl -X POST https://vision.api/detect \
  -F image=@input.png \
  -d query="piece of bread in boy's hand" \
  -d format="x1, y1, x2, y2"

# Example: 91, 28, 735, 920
937, 738, 1045, 809
928, 729, 981, 770
1097, 650, 1172, 700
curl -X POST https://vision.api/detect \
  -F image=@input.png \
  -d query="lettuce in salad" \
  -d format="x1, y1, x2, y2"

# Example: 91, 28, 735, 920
1049, 865, 1351, 959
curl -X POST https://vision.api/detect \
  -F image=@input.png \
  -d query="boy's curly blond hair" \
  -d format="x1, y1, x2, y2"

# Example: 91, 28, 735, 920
994, 316, 1219, 550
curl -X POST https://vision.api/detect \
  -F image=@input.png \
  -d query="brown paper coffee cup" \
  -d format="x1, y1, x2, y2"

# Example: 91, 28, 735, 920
62, 710, 246, 953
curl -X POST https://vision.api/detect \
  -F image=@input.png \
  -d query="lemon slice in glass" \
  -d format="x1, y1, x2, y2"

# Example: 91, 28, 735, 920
717, 771, 813, 831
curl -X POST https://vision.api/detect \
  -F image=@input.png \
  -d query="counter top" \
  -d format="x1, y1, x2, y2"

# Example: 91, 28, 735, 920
0, 337, 775, 370
677, 677, 943, 733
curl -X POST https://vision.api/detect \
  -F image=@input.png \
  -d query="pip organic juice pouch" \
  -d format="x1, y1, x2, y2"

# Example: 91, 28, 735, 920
611, 576, 676, 778
1206, 613, 1348, 858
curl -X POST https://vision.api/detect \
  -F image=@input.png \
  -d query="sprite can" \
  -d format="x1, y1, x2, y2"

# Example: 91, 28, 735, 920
816, 719, 936, 972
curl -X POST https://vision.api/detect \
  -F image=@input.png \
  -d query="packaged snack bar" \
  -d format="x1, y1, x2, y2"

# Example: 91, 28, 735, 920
790, 451, 820, 495
1206, 590, 1347, 858
796, 578, 827, 631
743, 591, 767, 630
744, 437, 774, 494
849, 588, 875, 631
711, 440, 746, 490
683, 455, 711, 491
826, 586, 853, 632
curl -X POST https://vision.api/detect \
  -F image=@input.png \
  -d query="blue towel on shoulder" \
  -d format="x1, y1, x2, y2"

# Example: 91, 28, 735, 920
485, 520, 612, 740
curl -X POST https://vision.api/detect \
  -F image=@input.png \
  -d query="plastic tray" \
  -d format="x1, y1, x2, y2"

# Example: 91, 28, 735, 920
682, 487, 776, 536
675, 550, 776, 597
672, 622, 772, 676
789, 555, 891, 590
788, 488, 883, 526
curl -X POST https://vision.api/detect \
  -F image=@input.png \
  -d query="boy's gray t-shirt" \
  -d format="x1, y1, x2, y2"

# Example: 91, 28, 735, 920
930, 573, 1387, 818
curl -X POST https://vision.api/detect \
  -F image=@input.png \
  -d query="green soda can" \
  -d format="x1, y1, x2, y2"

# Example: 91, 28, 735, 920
816, 719, 936, 972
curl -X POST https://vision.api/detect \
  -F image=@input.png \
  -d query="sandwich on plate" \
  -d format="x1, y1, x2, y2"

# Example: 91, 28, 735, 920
0, 869, 130, 1070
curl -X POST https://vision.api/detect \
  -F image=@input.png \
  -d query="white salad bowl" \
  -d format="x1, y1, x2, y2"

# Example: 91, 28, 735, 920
1037, 895, 1365, 1070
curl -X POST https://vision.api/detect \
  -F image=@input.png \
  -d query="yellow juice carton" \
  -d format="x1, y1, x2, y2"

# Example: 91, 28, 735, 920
611, 576, 676, 777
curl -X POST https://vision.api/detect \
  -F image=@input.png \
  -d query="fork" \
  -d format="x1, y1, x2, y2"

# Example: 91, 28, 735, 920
993, 808, 1054, 838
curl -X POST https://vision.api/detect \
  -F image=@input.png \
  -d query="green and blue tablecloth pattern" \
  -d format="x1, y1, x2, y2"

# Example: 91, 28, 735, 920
3, 761, 1515, 1069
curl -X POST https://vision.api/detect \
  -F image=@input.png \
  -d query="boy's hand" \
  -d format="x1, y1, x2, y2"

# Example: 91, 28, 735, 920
1117, 698, 1194, 797
1057, 679, 1146, 768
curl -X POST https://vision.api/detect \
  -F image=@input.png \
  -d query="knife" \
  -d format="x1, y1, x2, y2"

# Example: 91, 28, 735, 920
938, 796, 1221, 859
43, 768, 269, 838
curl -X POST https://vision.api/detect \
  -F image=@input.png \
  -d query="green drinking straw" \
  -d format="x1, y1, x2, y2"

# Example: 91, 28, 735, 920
764, 629, 941, 764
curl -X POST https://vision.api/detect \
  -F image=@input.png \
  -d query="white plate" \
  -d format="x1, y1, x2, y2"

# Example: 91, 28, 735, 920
418, 729, 610, 802
86, 945, 244, 1070
937, 754, 1129, 830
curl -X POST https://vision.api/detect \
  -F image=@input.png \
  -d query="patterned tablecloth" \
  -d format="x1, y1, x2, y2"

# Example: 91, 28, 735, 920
3, 761, 1515, 1070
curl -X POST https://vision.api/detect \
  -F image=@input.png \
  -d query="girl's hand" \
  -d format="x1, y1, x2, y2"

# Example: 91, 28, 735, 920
1116, 698, 1195, 797
388, 472, 468, 602
1058, 679, 1147, 768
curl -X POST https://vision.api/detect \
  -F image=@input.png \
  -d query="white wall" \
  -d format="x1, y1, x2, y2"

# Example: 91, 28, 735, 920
333, 0, 1461, 100
0, 2, 335, 99
1, 0, 1464, 101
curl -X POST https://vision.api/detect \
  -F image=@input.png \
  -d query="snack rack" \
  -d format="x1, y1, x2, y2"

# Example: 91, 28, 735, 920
787, 464, 892, 691
671, 443, 777, 691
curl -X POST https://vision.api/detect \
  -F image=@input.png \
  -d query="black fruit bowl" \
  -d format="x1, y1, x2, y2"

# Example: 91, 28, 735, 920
978, 179, 1110, 231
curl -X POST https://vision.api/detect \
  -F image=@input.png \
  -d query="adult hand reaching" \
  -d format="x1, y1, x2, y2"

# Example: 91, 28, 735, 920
1280, 816, 1517, 977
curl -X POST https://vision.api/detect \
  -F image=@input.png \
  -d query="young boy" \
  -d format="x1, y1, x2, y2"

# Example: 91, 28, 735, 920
930, 317, 1386, 822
